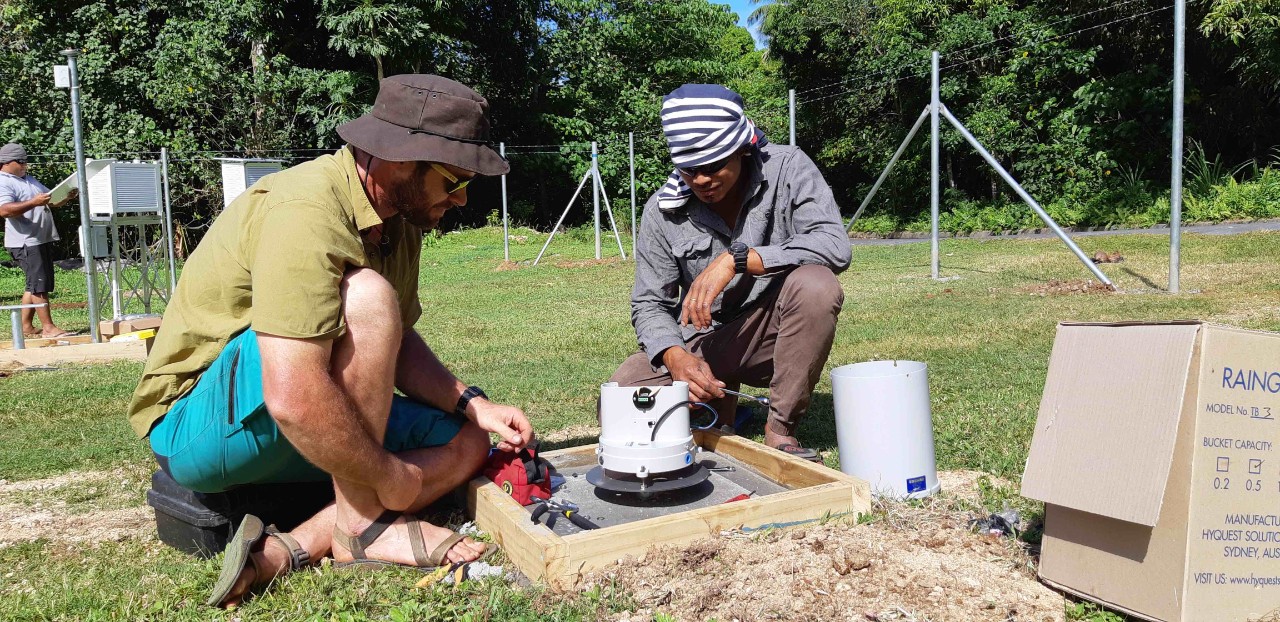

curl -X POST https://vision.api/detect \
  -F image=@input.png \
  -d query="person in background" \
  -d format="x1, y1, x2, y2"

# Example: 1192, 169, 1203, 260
0, 142, 75, 338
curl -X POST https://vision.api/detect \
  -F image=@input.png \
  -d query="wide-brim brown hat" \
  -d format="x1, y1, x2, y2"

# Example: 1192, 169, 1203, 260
337, 74, 509, 176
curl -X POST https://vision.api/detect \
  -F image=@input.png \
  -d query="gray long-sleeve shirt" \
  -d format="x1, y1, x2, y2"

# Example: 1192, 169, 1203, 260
631, 143, 852, 366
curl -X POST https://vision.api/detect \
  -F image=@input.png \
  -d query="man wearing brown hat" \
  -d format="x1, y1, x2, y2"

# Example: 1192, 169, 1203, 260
127, 75, 533, 607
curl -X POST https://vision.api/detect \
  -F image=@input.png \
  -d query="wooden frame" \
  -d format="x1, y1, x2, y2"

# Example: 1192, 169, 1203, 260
466, 430, 871, 588
0, 338, 146, 365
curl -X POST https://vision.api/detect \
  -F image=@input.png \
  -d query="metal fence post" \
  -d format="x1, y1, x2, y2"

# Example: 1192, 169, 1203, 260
847, 107, 930, 230
63, 48, 101, 342
629, 132, 636, 259
940, 104, 1114, 289
500, 142, 509, 262
1170, 0, 1186, 293
592, 141, 600, 260
789, 89, 796, 146
930, 51, 941, 280
161, 147, 177, 294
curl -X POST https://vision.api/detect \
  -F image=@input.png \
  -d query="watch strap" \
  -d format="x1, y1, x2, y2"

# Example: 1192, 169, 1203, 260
731, 243, 749, 274
455, 385, 488, 418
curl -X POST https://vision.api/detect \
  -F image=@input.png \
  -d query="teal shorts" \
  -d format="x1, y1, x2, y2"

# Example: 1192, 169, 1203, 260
149, 329, 467, 493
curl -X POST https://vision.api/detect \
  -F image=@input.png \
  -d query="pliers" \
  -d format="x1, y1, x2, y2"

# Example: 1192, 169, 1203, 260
529, 496, 600, 530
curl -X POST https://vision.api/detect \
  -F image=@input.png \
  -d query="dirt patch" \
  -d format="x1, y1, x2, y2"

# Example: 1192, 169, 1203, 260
583, 472, 1063, 622
0, 468, 154, 547
1022, 279, 1114, 296
934, 470, 1010, 508
553, 257, 624, 269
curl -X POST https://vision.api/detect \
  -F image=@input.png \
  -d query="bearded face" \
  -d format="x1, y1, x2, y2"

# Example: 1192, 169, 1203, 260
386, 162, 450, 230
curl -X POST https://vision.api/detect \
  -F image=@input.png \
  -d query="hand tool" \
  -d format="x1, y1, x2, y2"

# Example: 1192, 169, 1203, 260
530, 496, 601, 530
721, 389, 770, 406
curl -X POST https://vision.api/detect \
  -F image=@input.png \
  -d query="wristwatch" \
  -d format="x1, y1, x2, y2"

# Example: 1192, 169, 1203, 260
455, 386, 488, 418
729, 241, 750, 274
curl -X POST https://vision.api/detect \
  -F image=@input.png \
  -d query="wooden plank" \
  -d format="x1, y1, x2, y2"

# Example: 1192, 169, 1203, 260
0, 339, 146, 366
541, 443, 599, 465
555, 482, 865, 587
470, 434, 873, 589
0, 334, 94, 350
695, 429, 865, 491
466, 477, 565, 583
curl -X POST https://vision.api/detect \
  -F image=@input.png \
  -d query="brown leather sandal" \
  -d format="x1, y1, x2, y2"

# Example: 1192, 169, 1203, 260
206, 515, 312, 607
332, 509, 497, 571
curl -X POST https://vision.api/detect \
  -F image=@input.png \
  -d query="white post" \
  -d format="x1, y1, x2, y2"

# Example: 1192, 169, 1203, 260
500, 142, 509, 262
789, 89, 797, 146
594, 166, 627, 260
629, 132, 636, 260
1170, 0, 1186, 293
592, 141, 600, 260
160, 147, 177, 294
930, 51, 941, 280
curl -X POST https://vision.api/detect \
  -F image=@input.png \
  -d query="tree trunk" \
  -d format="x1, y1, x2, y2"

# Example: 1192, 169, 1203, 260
250, 40, 267, 123
376, 55, 384, 81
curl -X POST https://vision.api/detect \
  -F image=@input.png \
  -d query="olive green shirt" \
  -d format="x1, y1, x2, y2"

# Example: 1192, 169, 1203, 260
127, 148, 423, 437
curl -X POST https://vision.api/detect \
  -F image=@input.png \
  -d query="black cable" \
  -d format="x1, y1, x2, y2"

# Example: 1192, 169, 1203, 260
649, 400, 718, 442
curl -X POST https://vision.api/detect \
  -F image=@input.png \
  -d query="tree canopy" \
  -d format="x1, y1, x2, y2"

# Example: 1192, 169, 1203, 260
2, 0, 1277, 247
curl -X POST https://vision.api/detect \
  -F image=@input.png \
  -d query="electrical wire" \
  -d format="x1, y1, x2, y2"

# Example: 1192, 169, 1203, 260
794, 0, 1168, 99
499, 143, 594, 149
946, 0, 1158, 59
505, 150, 595, 155
797, 3, 1174, 106
939, 3, 1175, 74
24, 5, 1173, 169
649, 400, 718, 443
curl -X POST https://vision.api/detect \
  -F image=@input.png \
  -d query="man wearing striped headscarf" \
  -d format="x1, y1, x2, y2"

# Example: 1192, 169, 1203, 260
609, 84, 851, 463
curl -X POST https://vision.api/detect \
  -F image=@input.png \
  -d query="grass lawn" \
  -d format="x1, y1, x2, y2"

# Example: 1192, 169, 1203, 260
1, 225, 1277, 620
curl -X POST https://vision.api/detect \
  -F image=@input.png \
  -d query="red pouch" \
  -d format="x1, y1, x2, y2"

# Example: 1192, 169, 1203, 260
483, 445, 551, 506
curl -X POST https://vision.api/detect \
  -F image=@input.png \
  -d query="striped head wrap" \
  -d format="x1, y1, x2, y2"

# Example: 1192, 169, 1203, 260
656, 84, 767, 210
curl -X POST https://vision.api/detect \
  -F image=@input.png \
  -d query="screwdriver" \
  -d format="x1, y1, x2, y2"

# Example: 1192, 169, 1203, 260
721, 389, 770, 406
530, 497, 601, 530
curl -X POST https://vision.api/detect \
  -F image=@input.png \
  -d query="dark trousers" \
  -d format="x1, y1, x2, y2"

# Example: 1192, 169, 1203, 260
610, 265, 844, 435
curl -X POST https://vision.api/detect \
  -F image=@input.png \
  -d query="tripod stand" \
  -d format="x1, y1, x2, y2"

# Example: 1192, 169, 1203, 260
534, 141, 627, 265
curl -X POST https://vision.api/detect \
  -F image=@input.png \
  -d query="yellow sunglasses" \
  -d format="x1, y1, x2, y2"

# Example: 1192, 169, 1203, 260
430, 162, 473, 194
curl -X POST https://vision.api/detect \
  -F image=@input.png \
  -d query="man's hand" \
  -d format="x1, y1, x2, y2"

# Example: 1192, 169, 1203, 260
468, 399, 534, 453
30, 192, 51, 207
377, 460, 424, 511
662, 346, 725, 403
51, 188, 77, 208
680, 252, 735, 330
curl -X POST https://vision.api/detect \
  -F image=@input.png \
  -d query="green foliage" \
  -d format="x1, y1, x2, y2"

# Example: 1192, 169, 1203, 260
762, 0, 1280, 230
1067, 601, 1130, 622
535, 0, 783, 227
4, 0, 1280, 246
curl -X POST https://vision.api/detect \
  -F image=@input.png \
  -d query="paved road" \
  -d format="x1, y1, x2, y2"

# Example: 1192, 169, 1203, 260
849, 220, 1280, 246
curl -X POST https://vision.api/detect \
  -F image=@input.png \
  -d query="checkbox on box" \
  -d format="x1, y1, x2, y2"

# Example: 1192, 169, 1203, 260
1249, 459, 1263, 475
1217, 457, 1231, 473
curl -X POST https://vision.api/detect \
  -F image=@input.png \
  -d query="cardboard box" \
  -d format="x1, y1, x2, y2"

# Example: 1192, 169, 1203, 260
98, 315, 162, 338
1022, 321, 1280, 622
